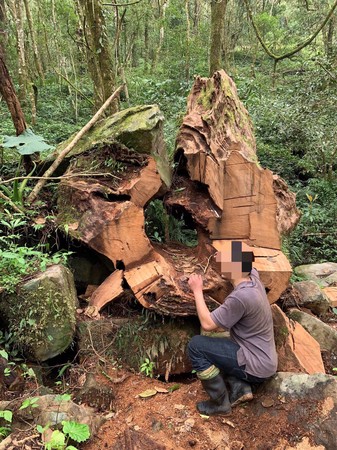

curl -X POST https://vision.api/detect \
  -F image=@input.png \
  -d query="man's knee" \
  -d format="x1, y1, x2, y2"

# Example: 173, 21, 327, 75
188, 335, 204, 355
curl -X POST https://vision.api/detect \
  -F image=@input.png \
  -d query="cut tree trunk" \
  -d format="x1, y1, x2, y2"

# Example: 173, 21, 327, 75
174, 70, 295, 250
56, 71, 299, 316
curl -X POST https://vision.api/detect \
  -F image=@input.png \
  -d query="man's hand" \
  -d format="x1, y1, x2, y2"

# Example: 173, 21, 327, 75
188, 273, 217, 331
188, 273, 203, 293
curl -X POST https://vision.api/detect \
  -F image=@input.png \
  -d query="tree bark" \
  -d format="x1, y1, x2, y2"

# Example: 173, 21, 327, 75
0, 0, 7, 47
0, 43, 26, 134
326, 15, 335, 62
185, 0, 190, 81
79, 0, 118, 114
23, 0, 44, 81
209, 0, 227, 76
8, 0, 27, 102
151, 0, 169, 73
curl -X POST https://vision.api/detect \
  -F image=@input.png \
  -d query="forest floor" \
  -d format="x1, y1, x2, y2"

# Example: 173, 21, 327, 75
79, 311, 337, 450
80, 361, 333, 450
1, 313, 336, 449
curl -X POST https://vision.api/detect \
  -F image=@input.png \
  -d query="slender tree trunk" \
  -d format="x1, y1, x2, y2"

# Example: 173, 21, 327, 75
80, 0, 118, 114
23, 0, 44, 82
151, 0, 169, 73
8, 0, 27, 102
209, 0, 228, 76
326, 15, 335, 62
185, 0, 190, 81
113, 6, 126, 76
0, 0, 7, 48
144, 6, 149, 72
193, 0, 200, 30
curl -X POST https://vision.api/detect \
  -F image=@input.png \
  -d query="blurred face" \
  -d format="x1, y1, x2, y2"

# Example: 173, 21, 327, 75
214, 241, 253, 280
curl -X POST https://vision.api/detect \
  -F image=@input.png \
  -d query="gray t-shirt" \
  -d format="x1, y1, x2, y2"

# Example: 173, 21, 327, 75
210, 268, 277, 378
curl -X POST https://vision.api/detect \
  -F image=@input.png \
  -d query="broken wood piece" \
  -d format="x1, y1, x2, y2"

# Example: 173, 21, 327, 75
122, 157, 166, 207
272, 304, 325, 374
322, 287, 337, 307
125, 250, 229, 316
88, 270, 124, 312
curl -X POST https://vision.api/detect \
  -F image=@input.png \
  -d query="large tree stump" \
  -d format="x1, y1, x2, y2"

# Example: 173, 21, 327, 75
56, 72, 300, 316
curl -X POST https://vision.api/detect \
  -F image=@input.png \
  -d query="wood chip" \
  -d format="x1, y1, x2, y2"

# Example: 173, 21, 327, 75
222, 419, 235, 428
138, 389, 157, 398
261, 397, 274, 408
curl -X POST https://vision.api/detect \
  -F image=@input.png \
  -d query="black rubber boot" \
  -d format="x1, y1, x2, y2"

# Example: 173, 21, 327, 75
226, 375, 253, 407
197, 373, 232, 416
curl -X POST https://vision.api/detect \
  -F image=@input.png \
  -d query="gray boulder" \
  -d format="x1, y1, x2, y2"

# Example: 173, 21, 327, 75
288, 309, 337, 351
0, 265, 78, 361
263, 371, 336, 397
294, 263, 337, 287
293, 280, 331, 315
262, 372, 337, 450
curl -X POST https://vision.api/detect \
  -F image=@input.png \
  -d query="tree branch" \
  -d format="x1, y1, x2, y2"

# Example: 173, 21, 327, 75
103, 0, 143, 6
54, 69, 95, 106
1, 172, 121, 184
0, 190, 25, 213
26, 84, 125, 204
244, 0, 337, 62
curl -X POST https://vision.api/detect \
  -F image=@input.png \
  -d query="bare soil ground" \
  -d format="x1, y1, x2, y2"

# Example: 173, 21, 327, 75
1, 349, 335, 450
80, 364, 330, 450
1, 313, 336, 449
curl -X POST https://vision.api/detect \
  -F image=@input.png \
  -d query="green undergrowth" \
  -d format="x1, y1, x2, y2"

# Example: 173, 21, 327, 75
0, 211, 71, 293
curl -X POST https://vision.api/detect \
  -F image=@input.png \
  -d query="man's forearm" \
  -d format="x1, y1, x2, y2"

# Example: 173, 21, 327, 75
193, 289, 217, 331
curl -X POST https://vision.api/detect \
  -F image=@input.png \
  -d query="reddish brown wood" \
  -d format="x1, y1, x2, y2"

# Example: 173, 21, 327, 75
56, 70, 298, 316
174, 70, 299, 250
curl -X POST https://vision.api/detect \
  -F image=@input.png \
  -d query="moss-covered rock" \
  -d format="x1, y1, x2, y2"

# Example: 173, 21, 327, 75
51, 104, 171, 187
0, 265, 78, 361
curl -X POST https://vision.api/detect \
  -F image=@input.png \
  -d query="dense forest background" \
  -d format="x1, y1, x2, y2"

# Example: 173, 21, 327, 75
0, 0, 337, 269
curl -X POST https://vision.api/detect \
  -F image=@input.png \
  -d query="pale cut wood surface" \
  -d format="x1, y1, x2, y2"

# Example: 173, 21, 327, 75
89, 270, 124, 311
322, 287, 337, 307
121, 157, 164, 207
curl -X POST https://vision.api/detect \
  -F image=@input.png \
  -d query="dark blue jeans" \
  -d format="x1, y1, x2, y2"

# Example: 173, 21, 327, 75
188, 335, 266, 383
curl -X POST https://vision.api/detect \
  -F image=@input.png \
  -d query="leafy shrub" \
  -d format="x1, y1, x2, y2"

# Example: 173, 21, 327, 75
288, 178, 337, 265
145, 199, 197, 247
0, 212, 71, 293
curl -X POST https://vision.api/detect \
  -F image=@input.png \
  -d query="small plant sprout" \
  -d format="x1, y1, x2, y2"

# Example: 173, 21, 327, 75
140, 358, 155, 378
37, 420, 90, 450
19, 397, 39, 411
0, 410, 12, 441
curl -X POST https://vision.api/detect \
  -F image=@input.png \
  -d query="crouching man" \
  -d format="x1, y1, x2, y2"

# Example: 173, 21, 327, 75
187, 241, 277, 416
